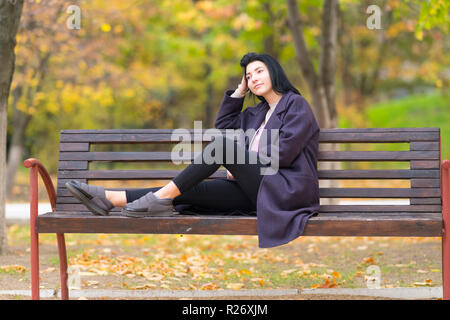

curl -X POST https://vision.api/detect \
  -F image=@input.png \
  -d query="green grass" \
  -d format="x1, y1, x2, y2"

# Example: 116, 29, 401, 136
338, 91, 449, 157
364, 91, 449, 159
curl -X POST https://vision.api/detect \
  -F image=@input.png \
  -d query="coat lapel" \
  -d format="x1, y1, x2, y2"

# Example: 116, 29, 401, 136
244, 92, 293, 148
263, 91, 292, 131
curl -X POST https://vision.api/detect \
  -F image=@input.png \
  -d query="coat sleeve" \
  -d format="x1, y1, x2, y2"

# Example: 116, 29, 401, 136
278, 96, 318, 168
214, 90, 245, 129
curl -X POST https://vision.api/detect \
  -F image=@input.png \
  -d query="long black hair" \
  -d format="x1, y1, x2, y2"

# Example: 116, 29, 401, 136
240, 52, 301, 103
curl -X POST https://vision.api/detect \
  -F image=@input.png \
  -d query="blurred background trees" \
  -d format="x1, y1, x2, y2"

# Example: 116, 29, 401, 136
5, 0, 449, 198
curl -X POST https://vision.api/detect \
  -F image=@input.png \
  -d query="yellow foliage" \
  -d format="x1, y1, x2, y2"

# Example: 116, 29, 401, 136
101, 24, 111, 32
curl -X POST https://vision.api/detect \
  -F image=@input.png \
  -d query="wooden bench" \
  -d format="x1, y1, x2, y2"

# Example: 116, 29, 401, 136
24, 127, 449, 300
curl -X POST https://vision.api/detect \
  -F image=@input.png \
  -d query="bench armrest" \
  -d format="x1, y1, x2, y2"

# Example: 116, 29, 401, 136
24, 158, 56, 213
443, 160, 450, 170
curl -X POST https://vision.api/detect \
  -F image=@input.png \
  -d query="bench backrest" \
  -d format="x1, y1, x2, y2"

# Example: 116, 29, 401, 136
56, 128, 442, 216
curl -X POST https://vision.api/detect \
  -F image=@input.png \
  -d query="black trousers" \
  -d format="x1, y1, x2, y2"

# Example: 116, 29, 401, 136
125, 135, 269, 213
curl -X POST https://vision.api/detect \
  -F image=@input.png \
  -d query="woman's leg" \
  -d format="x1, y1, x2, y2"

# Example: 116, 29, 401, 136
109, 135, 268, 208
125, 179, 256, 213
172, 135, 268, 206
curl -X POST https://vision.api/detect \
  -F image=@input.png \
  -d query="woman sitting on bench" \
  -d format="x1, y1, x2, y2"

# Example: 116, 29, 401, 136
66, 52, 321, 248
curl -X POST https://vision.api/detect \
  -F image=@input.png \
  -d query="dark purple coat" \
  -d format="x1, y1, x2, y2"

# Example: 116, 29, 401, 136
214, 89, 321, 248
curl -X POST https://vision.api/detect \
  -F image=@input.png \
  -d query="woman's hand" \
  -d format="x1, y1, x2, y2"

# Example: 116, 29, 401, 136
237, 74, 249, 96
226, 169, 235, 180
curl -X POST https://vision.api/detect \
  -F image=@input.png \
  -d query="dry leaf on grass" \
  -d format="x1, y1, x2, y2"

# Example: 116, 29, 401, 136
0, 265, 27, 273
226, 283, 244, 290
201, 282, 219, 290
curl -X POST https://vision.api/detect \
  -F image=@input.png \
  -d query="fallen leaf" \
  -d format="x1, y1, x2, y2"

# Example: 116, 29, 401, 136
281, 269, 298, 277
131, 283, 157, 290
40, 267, 56, 274
417, 270, 428, 273
332, 271, 341, 278
201, 282, 219, 290
361, 257, 375, 264
142, 272, 164, 281
226, 283, 244, 290
250, 278, 265, 286
0, 265, 27, 273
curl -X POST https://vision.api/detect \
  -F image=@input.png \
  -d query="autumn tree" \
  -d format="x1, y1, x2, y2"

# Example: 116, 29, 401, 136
0, 0, 24, 254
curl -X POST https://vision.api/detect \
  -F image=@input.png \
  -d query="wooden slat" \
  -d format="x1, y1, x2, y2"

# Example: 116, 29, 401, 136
36, 211, 442, 236
55, 186, 441, 199
58, 161, 89, 170
60, 133, 183, 144
59, 128, 440, 144
58, 150, 440, 162
57, 169, 227, 180
411, 179, 441, 188
59, 143, 90, 152
410, 198, 442, 205
319, 188, 440, 198
56, 179, 87, 191
57, 197, 442, 213
319, 205, 441, 212
56, 169, 440, 181
319, 131, 439, 143
318, 170, 440, 179
61, 128, 440, 134
59, 151, 199, 161
54, 202, 442, 213
411, 160, 440, 169
303, 212, 442, 236
410, 142, 440, 151
319, 151, 439, 161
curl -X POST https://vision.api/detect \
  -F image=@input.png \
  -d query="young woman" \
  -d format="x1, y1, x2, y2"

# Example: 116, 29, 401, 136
66, 52, 321, 248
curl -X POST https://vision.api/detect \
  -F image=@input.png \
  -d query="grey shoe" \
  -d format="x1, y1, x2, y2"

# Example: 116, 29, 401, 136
121, 192, 176, 217
65, 180, 114, 216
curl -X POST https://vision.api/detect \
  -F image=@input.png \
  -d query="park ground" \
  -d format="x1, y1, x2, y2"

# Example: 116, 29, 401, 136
0, 220, 442, 300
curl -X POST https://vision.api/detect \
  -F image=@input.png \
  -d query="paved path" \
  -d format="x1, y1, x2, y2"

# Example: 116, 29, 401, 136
6, 203, 52, 220
0, 287, 443, 299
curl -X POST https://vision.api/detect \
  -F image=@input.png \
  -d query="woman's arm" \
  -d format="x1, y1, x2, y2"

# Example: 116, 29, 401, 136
215, 75, 248, 129
214, 89, 246, 129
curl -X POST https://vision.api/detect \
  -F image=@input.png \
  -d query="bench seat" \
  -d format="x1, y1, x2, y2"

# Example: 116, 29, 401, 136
37, 211, 442, 237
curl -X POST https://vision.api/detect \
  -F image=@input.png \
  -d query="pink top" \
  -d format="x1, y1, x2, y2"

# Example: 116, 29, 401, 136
250, 121, 266, 152
249, 101, 278, 152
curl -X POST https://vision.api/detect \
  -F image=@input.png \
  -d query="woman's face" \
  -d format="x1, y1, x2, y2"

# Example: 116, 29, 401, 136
245, 60, 273, 96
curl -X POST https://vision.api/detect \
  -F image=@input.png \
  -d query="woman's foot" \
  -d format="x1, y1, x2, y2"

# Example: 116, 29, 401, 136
121, 191, 176, 218
65, 180, 114, 216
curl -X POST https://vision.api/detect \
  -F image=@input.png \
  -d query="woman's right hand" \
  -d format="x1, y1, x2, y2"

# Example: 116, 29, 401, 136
237, 74, 249, 96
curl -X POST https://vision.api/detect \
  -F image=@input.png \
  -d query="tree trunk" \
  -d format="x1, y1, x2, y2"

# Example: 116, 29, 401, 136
0, 0, 25, 254
203, 45, 215, 128
6, 108, 32, 199
286, 0, 340, 205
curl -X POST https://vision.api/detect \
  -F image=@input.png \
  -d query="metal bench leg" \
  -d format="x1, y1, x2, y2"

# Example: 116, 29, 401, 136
442, 160, 450, 300
444, 229, 449, 300
57, 233, 69, 300
30, 166, 40, 300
